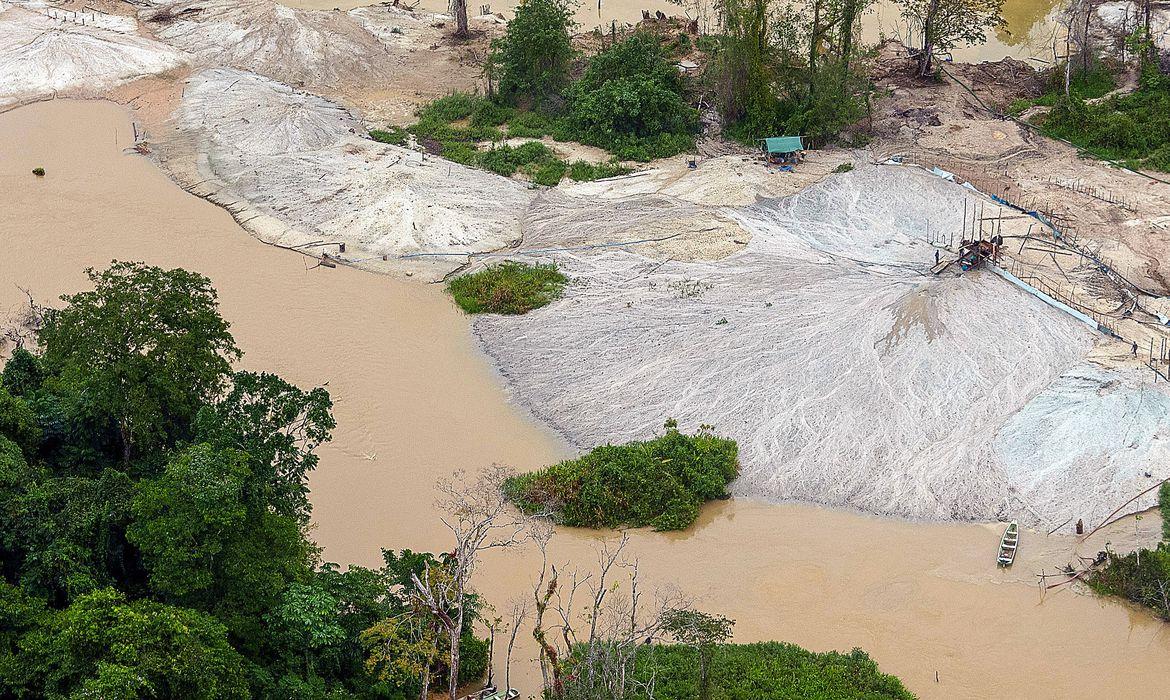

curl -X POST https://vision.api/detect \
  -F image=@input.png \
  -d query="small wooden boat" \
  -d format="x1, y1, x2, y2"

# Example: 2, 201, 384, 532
997, 521, 1019, 567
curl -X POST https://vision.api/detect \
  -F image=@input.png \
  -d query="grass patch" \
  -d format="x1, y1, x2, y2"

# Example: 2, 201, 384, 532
568, 160, 632, 181
505, 420, 739, 531
617, 642, 914, 699
1007, 63, 1118, 117
369, 126, 408, 145
446, 261, 567, 315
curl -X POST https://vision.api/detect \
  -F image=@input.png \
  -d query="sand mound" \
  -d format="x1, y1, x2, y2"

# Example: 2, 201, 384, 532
143, 0, 395, 92
469, 165, 1167, 527
995, 364, 1170, 528
159, 67, 532, 277
0, 5, 185, 106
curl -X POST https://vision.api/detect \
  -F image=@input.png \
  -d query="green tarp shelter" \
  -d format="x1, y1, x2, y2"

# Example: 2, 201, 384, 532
764, 136, 804, 154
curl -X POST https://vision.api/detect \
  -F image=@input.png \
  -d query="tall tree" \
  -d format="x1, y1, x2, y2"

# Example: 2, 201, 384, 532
898, 0, 1006, 76
195, 371, 334, 524
493, 0, 574, 110
408, 467, 526, 700
661, 608, 735, 700
38, 261, 239, 464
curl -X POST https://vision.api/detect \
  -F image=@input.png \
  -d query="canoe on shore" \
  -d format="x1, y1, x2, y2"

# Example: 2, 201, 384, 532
997, 521, 1019, 567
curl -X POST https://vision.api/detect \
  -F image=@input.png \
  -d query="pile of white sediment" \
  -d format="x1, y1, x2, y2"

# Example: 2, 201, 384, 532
142, 0, 399, 92
166, 68, 533, 269
472, 165, 1170, 528
0, 4, 185, 106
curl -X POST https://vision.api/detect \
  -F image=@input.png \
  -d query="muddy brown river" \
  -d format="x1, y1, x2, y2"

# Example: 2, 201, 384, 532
3, 99, 1169, 699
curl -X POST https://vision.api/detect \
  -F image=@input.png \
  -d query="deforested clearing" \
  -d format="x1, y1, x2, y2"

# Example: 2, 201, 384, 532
0, 5, 186, 106
472, 165, 1170, 528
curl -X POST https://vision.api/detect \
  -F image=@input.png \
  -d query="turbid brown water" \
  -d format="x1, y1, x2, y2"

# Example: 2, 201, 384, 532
4, 99, 1170, 699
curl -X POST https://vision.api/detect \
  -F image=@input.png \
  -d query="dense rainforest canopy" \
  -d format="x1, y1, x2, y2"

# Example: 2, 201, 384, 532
0, 262, 485, 699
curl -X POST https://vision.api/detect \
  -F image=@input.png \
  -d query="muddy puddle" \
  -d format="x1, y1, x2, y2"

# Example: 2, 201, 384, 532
3, 99, 1169, 699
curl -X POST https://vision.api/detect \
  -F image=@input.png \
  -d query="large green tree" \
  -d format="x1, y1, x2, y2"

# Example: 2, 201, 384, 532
38, 261, 240, 464
494, 0, 574, 110
566, 33, 698, 159
897, 0, 1005, 76
195, 370, 334, 523
15, 588, 249, 699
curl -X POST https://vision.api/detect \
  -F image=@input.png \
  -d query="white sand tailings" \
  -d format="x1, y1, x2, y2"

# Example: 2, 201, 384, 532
0, 4, 185, 106
994, 364, 1170, 528
143, 0, 395, 91
473, 165, 1170, 528
160, 68, 532, 276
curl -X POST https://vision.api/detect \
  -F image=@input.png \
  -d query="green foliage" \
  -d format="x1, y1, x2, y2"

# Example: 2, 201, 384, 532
17, 588, 249, 699
127, 444, 251, 599
661, 608, 736, 700
32, 168, 45, 177
1160, 482, 1170, 542
0, 388, 40, 455
532, 159, 567, 185
1088, 546, 1170, 620
0, 262, 494, 699
568, 160, 631, 181
1086, 484, 1170, 619
897, 0, 1005, 64
1, 347, 44, 397
268, 583, 348, 656
447, 261, 568, 315
618, 642, 914, 699
710, 0, 873, 145
38, 261, 240, 463
506, 421, 739, 530
1007, 63, 1117, 116
565, 33, 698, 161
369, 126, 408, 145
479, 141, 560, 177
195, 370, 335, 523
1042, 78, 1170, 172
494, 0, 574, 109
506, 109, 555, 137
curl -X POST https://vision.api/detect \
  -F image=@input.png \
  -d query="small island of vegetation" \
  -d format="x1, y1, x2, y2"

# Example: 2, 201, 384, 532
505, 419, 739, 531
447, 261, 567, 315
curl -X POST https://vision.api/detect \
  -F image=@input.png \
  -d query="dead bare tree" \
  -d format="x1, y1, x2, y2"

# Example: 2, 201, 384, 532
410, 465, 528, 700
533, 531, 682, 700
503, 597, 529, 694
0, 286, 48, 357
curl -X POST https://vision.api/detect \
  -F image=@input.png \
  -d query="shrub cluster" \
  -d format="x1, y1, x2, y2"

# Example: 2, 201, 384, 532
505, 420, 739, 531
620, 642, 914, 700
446, 261, 568, 315
1041, 69, 1170, 172
563, 33, 699, 160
